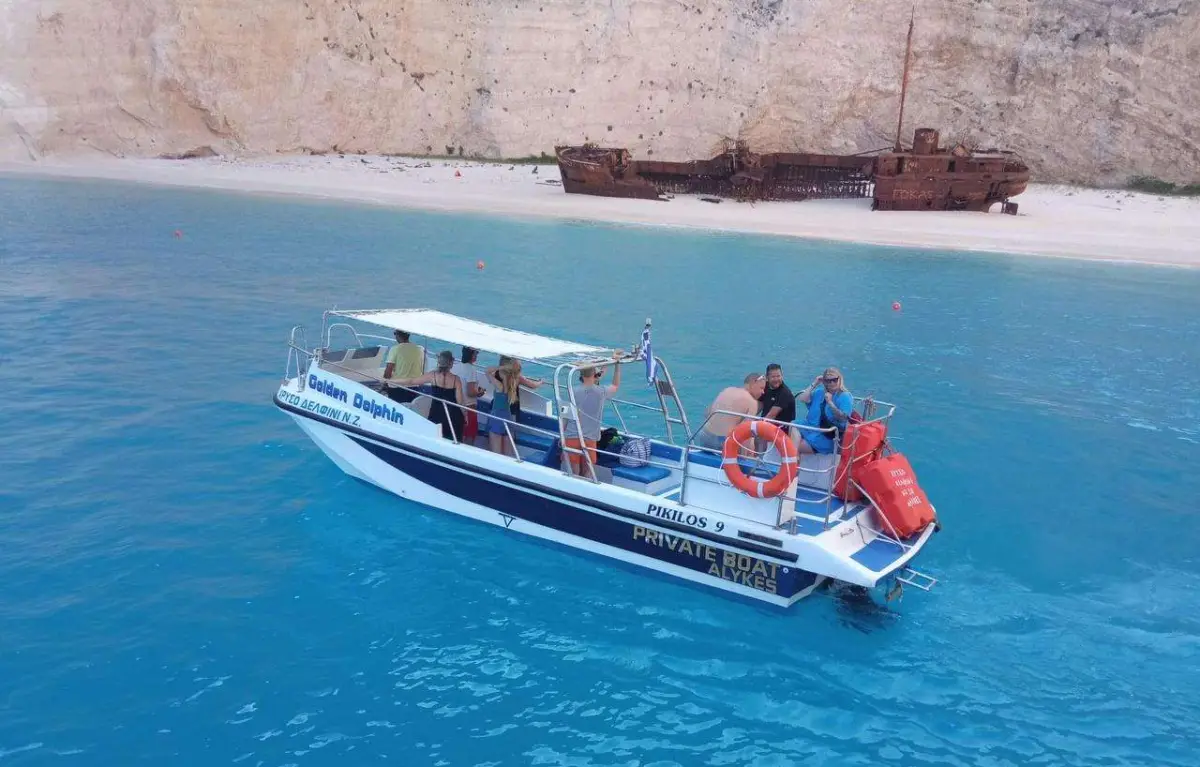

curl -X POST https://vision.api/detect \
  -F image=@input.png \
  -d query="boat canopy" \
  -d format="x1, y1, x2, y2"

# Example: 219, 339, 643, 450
328, 308, 609, 363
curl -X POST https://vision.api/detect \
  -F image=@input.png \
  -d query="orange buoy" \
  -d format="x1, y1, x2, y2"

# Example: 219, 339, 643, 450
892, 301, 902, 311
476, 260, 485, 270
721, 421, 798, 498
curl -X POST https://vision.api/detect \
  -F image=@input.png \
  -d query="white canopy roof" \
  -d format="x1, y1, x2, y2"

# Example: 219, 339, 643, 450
330, 308, 608, 362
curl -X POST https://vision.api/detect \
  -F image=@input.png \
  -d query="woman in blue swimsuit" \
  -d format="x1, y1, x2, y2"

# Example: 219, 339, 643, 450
487, 360, 520, 456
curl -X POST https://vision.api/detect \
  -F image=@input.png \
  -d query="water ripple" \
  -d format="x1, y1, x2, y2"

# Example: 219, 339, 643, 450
1, 176, 1198, 766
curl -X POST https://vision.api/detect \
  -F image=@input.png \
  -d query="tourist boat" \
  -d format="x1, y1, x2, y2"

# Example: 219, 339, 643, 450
274, 308, 940, 608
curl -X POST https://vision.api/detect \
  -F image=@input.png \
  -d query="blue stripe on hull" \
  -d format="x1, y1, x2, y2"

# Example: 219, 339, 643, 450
348, 435, 818, 600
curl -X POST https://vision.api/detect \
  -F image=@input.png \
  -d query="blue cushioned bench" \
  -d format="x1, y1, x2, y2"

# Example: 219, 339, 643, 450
515, 430, 556, 452
686, 448, 777, 479
610, 463, 672, 483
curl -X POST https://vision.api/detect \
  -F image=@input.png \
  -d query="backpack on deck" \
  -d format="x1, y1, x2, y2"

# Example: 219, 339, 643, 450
619, 436, 652, 468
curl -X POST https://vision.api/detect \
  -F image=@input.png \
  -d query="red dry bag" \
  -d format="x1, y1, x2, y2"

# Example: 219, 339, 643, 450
856, 452, 935, 538
833, 420, 887, 501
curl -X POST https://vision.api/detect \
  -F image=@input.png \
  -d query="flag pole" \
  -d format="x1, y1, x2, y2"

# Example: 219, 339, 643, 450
641, 317, 655, 385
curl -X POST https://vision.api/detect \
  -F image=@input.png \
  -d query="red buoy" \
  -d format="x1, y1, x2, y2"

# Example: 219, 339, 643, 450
476, 260, 485, 270
173, 229, 183, 239
454, 170, 462, 178
892, 301, 902, 311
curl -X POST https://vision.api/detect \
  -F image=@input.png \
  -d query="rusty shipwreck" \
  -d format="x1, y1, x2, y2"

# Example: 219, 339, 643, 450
554, 15, 1029, 213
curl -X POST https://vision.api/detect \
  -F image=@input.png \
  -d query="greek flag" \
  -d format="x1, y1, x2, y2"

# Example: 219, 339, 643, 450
641, 319, 657, 385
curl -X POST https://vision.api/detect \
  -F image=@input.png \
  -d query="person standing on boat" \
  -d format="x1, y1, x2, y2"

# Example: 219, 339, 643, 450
487, 359, 523, 457
795, 367, 853, 455
693, 373, 766, 453
486, 356, 545, 419
563, 351, 625, 476
392, 351, 465, 441
383, 329, 424, 404
452, 346, 489, 443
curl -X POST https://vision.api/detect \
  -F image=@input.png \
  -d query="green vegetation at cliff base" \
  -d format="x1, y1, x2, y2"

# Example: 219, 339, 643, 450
1126, 176, 1200, 196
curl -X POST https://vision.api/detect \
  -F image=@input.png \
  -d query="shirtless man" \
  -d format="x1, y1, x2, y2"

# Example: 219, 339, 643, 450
693, 373, 766, 452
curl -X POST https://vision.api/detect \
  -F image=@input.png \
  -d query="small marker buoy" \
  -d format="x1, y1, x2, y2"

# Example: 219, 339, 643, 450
454, 169, 462, 178
892, 301, 902, 311
173, 229, 183, 239
476, 260, 485, 270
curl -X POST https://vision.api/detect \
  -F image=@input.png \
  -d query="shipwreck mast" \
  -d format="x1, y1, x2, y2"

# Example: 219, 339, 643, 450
893, 8, 915, 152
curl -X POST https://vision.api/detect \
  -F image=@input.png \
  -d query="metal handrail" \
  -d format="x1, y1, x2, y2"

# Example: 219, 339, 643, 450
325, 323, 365, 350
312, 355, 683, 480
652, 355, 689, 444
312, 321, 689, 454
678, 405, 896, 531
850, 478, 909, 551
284, 326, 312, 389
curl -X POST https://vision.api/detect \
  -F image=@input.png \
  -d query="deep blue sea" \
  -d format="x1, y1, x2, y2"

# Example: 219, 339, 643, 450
2, 175, 1199, 766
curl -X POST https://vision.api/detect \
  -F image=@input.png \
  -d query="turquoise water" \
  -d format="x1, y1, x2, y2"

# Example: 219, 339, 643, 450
1, 175, 1199, 766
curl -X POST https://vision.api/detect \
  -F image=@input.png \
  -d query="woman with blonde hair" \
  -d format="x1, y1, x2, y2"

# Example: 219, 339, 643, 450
393, 350, 465, 441
794, 366, 853, 455
486, 357, 522, 456
486, 356, 544, 420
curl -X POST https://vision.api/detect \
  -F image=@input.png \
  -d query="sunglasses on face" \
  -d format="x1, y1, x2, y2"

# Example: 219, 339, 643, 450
823, 377, 840, 384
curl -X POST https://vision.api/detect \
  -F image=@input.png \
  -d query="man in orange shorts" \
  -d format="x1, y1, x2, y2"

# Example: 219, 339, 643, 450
563, 350, 624, 476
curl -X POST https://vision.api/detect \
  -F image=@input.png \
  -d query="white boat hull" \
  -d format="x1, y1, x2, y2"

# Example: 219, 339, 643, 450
285, 411, 828, 607
276, 351, 938, 609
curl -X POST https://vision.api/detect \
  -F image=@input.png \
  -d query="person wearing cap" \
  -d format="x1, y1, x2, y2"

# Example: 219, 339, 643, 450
795, 367, 853, 454
693, 373, 767, 453
563, 350, 625, 476
383, 330, 424, 404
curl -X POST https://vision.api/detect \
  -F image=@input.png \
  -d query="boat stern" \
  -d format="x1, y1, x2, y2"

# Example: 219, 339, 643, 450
802, 506, 940, 600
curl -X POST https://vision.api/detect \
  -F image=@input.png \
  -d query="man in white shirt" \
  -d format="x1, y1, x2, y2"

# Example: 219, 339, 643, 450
451, 346, 490, 442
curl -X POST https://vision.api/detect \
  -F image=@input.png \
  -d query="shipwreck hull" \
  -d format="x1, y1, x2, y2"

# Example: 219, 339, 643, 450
871, 131, 1030, 211
555, 146, 661, 200
555, 129, 1028, 212
557, 144, 876, 202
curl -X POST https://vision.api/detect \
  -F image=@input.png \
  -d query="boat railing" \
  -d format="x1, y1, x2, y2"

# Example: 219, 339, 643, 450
284, 326, 313, 389
307, 354, 686, 484
680, 409, 841, 529
550, 355, 691, 480
606, 397, 689, 445
324, 322, 366, 350
678, 398, 896, 532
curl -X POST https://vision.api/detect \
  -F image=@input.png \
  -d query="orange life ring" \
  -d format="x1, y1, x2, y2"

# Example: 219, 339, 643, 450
721, 421, 799, 498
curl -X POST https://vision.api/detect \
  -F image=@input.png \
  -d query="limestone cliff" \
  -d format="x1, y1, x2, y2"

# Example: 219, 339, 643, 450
1, 0, 1197, 184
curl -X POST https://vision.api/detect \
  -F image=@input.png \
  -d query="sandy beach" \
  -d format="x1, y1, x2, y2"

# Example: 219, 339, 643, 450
2, 154, 1197, 267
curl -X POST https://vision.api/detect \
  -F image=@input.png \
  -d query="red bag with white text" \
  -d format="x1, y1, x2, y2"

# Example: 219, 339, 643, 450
833, 420, 887, 501
855, 452, 935, 538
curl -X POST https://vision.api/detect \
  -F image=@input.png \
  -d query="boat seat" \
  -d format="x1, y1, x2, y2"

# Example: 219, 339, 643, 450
514, 430, 556, 452
687, 448, 776, 478
610, 463, 672, 484
524, 439, 563, 469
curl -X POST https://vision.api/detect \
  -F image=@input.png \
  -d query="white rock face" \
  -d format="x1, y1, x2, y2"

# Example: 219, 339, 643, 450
1, 0, 1197, 183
